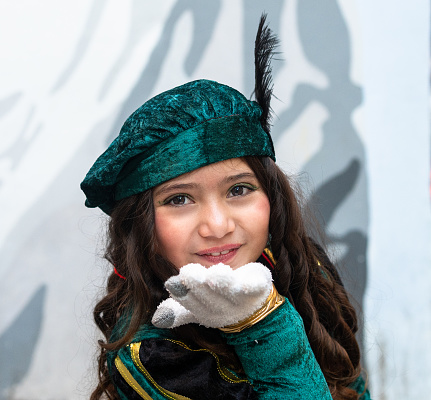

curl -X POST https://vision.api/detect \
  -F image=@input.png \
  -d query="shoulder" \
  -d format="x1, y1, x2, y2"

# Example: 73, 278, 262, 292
131, 323, 174, 342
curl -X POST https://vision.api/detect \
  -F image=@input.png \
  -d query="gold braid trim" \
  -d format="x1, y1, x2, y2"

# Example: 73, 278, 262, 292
164, 339, 249, 384
114, 356, 153, 400
263, 247, 276, 266
219, 284, 285, 333
130, 342, 192, 400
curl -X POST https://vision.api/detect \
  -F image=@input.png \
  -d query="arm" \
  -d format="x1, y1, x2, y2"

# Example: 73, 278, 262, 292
350, 375, 371, 400
222, 298, 332, 400
152, 262, 333, 399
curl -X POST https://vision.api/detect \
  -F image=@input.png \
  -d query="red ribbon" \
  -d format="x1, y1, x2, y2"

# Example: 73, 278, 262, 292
261, 251, 274, 269
114, 266, 126, 280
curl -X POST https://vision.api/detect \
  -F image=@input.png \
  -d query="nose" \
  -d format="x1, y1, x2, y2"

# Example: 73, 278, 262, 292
197, 200, 235, 238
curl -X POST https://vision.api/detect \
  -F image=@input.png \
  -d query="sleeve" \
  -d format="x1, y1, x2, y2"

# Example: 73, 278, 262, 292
109, 336, 258, 399
221, 298, 333, 400
350, 375, 372, 400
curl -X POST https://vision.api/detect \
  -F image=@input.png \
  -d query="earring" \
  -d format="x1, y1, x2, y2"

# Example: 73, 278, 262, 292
266, 233, 272, 248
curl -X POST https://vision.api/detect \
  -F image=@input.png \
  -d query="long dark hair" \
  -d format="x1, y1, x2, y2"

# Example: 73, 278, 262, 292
90, 156, 362, 400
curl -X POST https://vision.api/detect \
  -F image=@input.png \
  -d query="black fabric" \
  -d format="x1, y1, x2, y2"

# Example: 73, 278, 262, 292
140, 338, 258, 399
111, 363, 145, 400
256, 252, 274, 271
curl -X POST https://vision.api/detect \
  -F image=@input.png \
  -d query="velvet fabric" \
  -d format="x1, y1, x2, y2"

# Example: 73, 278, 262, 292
108, 306, 370, 400
81, 79, 275, 214
106, 252, 370, 399
222, 301, 332, 400
110, 327, 257, 400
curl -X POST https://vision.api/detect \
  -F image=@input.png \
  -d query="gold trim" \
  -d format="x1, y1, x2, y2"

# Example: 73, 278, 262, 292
164, 339, 249, 384
219, 284, 285, 333
263, 247, 276, 266
114, 356, 153, 400
130, 342, 192, 400
315, 258, 331, 280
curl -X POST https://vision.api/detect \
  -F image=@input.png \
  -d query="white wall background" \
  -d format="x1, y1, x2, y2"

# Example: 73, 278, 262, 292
0, 1, 430, 399
359, 2, 431, 399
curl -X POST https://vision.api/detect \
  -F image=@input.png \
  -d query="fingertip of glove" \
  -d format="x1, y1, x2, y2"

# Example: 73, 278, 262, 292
165, 280, 190, 297
152, 307, 176, 329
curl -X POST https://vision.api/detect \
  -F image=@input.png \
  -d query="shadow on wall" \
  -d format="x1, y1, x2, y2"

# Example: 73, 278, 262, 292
105, 0, 222, 144
0, 113, 114, 398
245, 0, 368, 354
0, 95, 41, 191
0, 286, 46, 400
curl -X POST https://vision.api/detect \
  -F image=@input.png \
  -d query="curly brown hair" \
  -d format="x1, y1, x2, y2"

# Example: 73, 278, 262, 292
90, 156, 363, 400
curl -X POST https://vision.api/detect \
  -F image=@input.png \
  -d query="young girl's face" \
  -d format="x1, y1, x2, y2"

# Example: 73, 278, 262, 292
153, 158, 270, 270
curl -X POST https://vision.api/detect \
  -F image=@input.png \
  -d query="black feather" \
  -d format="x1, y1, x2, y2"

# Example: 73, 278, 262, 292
254, 13, 279, 135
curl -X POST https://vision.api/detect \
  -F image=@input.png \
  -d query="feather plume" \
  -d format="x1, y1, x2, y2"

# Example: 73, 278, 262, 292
254, 13, 279, 135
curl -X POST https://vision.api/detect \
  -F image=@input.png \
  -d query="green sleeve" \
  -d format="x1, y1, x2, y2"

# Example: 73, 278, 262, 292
351, 375, 372, 399
222, 298, 333, 400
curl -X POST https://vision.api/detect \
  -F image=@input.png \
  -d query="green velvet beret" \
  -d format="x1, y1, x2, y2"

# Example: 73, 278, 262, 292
81, 79, 275, 214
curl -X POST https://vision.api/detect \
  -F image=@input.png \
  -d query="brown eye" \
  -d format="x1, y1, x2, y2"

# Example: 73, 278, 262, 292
231, 186, 245, 196
228, 184, 256, 198
165, 195, 192, 206
171, 196, 186, 205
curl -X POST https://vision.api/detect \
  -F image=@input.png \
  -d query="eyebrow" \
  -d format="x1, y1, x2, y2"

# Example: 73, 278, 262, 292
153, 172, 256, 197
154, 183, 199, 197
224, 172, 256, 183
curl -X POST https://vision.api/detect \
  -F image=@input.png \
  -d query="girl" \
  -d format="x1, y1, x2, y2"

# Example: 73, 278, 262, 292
81, 17, 370, 400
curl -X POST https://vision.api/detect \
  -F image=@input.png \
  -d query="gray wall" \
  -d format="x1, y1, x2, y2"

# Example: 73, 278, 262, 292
0, 1, 430, 399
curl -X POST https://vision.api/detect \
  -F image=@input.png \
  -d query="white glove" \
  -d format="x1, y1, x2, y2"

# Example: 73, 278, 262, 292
152, 262, 273, 329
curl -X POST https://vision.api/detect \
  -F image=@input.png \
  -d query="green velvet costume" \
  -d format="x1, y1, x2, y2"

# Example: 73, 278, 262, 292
108, 301, 370, 400
107, 253, 371, 400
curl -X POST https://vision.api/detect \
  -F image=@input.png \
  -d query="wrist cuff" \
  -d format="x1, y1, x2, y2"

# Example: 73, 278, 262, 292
219, 284, 285, 333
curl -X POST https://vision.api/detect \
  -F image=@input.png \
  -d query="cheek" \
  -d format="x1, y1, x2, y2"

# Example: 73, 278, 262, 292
154, 211, 190, 267
237, 195, 270, 265
154, 212, 177, 249
253, 195, 271, 230
242, 194, 271, 245
253, 196, 271, 248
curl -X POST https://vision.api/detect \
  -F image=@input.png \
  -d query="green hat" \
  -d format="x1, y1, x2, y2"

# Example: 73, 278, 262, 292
81, 79, 276, 214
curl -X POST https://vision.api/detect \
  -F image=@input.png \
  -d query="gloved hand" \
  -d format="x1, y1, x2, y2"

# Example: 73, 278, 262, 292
152, 262, 273, 329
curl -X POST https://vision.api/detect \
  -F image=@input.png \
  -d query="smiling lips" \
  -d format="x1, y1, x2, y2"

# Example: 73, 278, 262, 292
196, 244, 242, 264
